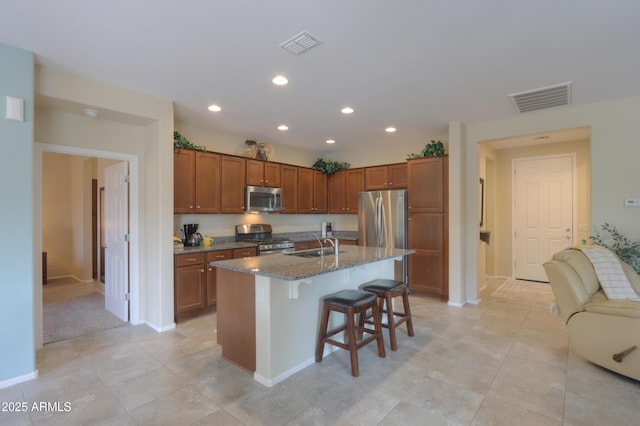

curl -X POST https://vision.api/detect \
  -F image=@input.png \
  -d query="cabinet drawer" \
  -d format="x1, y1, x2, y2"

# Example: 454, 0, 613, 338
207, 250, 233, 262
233, 247, 257, 258
176, 252, 205, 267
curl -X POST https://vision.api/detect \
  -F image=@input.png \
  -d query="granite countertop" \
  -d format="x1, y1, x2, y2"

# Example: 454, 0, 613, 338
209, 245, 415, 281
174, 241, 258, 255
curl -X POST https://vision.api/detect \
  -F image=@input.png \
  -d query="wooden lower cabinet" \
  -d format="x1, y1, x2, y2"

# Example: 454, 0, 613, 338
175, 247, 257, 322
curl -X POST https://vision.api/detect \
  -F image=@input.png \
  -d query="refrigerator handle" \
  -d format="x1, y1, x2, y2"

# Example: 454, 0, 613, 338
375, 194, 385, 247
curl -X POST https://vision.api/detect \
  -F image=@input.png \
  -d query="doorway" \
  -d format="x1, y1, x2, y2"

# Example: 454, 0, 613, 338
35, 143, 140, 349
41, 153, 130, 343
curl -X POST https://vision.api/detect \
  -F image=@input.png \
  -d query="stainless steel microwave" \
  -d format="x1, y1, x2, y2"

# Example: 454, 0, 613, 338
245, 185, 282, 212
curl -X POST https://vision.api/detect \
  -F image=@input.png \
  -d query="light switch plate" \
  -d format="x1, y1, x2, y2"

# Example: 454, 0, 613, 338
6, 96, 24, 121
624, 198, 640, 207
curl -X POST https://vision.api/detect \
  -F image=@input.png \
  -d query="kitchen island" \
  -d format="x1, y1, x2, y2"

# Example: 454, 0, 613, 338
210, 245, 414, 386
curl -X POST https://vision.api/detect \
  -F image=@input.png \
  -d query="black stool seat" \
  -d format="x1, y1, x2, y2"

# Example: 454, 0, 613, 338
361, 279, 414, 351
316, 289, 385, 377
324, 290, 377, 308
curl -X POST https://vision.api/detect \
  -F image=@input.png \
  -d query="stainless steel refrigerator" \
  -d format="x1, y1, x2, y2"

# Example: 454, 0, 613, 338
358, 189, 408, 282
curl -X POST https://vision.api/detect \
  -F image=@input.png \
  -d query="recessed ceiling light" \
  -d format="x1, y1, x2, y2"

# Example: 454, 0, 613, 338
385, 127, 397, 133
272, 75, 289, 86
83, 108, 99, 118
278, 125, 288, 131
326, 139, 336, 144
341, 107, 354, 114
207, 104, 222, 112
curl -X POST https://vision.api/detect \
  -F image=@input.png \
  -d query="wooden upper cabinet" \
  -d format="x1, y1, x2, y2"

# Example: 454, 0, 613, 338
388, 163, 408, 189
313, 170, 327, 213
281, 165, 298, 214
364, 166, 388, 191
328, 168, 364, 214
365, 163, 407, 191
220, 155, 246, 213
264, 162, 281, 187
195, 151, 221, 213
346, 168, 365, 213
174, 149, 196, 213
407, 156, 445, 212
328, 171, 346, 214
298, 168, 326, 213
246, 160, 281, 187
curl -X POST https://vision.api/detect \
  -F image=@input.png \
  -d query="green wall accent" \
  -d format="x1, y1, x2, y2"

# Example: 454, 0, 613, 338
0, 42, 35, 382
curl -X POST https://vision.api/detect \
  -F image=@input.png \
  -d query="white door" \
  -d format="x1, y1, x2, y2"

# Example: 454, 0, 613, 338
513, 155, 575, 282
104, 161, 129, 321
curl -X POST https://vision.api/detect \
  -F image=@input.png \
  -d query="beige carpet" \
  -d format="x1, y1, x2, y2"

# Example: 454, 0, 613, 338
43, 278, 126, 344
491, 277, 555, 306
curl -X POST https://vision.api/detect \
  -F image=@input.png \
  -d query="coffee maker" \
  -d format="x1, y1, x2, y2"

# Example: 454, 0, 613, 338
183, 224, 202, 246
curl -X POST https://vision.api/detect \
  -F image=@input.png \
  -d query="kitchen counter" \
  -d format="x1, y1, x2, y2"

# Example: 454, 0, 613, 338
210, 245, 413, 280
212, 245, 414, 386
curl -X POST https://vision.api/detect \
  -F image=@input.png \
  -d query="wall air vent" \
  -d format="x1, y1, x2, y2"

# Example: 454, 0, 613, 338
509, 81, 572, 113
279, 31, 322, 55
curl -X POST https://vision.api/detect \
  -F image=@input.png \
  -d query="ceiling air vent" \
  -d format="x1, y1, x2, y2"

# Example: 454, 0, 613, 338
509, 81, 572, 113
279, 31, 322, 55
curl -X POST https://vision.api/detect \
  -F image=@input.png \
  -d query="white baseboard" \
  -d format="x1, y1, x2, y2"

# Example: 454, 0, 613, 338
447, 300, 465, 307
145, 321, 176, 333
0, 370, 38, 389
253, 346, 339, 387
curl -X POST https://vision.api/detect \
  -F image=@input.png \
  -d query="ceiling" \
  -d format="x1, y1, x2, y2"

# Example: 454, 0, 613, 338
2, 1, 639, 153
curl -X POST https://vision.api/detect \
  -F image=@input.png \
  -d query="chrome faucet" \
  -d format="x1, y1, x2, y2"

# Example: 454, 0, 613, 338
324, 238, 339, 255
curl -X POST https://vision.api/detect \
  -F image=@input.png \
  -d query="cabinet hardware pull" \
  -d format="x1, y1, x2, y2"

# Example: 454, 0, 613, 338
200, 269, 205, 273
216, 255, 224, 258
208, 267, 213, 271
196, 205, 200, 208
187, 258, 197, 261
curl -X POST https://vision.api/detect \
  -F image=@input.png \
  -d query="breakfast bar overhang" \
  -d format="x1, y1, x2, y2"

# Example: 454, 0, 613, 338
210, 245, 414, 386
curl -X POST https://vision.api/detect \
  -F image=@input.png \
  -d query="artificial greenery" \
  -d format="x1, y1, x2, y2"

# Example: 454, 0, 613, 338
312, 158, 351, 175
583, 223, 640, 275
173, 131, 206, 151
407, 140, 445, 159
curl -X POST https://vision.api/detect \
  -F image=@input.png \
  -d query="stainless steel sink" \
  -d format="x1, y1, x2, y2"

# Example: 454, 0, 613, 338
285, 248, 346, 258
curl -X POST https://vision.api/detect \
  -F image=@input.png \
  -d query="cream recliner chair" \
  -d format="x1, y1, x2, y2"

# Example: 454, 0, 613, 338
544, 249, 640, 381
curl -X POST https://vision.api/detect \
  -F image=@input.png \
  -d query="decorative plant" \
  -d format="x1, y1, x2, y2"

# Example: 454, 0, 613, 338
173, 131, 206, 151
407, 140, 445, 159
583, 223, 640, 274
312, 158, 351, 175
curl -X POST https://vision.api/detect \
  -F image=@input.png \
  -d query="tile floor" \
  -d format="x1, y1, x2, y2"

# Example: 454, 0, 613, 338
1, 278, 639, 425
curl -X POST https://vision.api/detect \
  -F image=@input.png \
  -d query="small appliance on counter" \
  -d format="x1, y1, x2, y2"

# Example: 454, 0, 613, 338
183, 223, 202, 247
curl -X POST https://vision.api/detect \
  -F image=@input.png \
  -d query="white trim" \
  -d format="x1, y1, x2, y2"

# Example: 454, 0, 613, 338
0, 370, 38, 389
145, 321, 176, 333
447, 301, 465, 307
34, 142, 141, 347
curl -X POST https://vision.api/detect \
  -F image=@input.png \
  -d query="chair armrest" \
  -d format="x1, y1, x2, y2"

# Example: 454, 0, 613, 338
583, 300, 640, 319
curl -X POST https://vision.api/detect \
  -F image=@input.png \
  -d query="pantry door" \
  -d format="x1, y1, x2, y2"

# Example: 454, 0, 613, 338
513, 155, 575, 282
104, 161, 129, 321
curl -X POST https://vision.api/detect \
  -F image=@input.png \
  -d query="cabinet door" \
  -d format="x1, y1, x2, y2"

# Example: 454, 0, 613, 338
345, 168, 365, 214
313, 170, 327, 213
388, 163, 408, 189
264, 163, 281, 187
281, 165, 298, 213
328, 170, 346, 214
408, 212, 446, 296
174, 149, 196, 213
407, 157, 444, 212
175, 264, 206, 313
294, 241, 310, 251
206, 250, 233, 305
246, 160, 265, 186
298, 168, 314, 213
220, 155, 246, 213
365, 166, 388, 190
195, 151, 220, 213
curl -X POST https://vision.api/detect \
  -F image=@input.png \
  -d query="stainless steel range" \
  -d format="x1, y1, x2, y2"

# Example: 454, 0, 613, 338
235, 224, 295, 255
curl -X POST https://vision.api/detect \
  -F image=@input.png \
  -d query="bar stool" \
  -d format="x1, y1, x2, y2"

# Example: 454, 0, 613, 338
315, 289, 386, 377
361, 279, 414, 351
